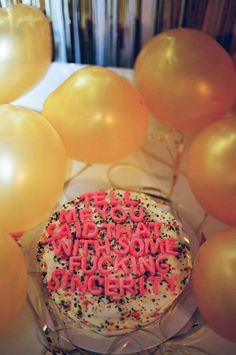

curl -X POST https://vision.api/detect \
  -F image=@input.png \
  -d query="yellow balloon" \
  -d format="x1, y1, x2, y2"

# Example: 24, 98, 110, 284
0, 232, 27, 335
42, 66, 148, 163
187, 115, 236, 226
232, 52, 236, 71
192, 229, 236, 343
65, 159, 73, 182
134, 28, 236, 132
0, 4, 52, 103
0, 105, 66, 234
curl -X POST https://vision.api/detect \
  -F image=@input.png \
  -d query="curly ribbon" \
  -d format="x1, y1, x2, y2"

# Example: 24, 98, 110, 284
107, 163, 171, 205
141, 129, 186, 198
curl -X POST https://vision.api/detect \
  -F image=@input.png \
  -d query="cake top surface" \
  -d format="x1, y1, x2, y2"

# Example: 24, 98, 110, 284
37, 189, 192, 335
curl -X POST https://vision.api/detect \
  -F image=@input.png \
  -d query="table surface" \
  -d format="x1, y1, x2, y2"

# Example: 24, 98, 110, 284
0, 62, 235, 355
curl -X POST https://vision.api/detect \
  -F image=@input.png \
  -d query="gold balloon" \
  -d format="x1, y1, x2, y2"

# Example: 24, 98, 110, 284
0, 232, 27, 335
187, 115, 236, 226
0, 4, 52, 103
192, 229, 236, 343
232, 52, 236, 70
42, 66, 148, 163
65, 159, 73, 182
134, 28, 236, 132
0, 105, 66, 234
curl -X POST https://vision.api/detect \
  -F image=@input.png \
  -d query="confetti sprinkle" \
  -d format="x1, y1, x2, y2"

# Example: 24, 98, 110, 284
37, 189, 192, 335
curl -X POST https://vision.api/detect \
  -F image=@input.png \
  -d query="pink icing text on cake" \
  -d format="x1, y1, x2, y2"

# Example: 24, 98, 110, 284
43, 190, 180, 297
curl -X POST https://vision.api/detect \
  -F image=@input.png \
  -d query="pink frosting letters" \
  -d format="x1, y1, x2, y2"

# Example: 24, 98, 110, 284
45, 190, 183, 299
53, 239, 73, 257
82, 222, 98, 239
71, 275, 88, 293
105, 277, 119, 296
114, 236, 129, 256
110, 206, 127, 222
80, 192, 94, 208
139, 256, 155, 275
136, 222, 150, 238
47, 269, 65, 291
120, 277, 136, 296
124, 190, 138, 206
88, 276, 104, 295
165, 238, 179, 256
79, 208, 93, 223
69, 256, 81, 273
130, 206, 144, 222
155, 255, 170, 273
44, 223, 57, 243
93, 190, 107, 206
97, 256, 113, 275
82, 256, 98, 275
59, 209, 78, 224
114, 256, 130, 274
130, 238, 144, 257
95, 205, 107, 221
94, 239, 111, 257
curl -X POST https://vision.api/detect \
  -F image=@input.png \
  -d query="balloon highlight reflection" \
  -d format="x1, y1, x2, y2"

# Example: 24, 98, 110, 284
187, 115, 236, 226
0, 5, 52, 103
192, 229, 236, 343
42, 66, 149, 164
0, 233, 27, 335
135, 28, 236, 132
0, 105, 66, 234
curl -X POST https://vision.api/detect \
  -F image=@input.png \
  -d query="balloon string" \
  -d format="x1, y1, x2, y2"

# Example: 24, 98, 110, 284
141, 145, 186, 177
141, 131, 186, 198
168, 132, 185, 198
107, 162, 168, 185
196, 212, 209, 244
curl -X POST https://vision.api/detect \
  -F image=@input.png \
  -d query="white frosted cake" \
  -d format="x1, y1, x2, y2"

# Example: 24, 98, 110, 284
37, 189, 191, 335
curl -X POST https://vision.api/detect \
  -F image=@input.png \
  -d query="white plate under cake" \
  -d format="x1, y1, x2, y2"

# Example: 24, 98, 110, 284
36, 189, 192, 335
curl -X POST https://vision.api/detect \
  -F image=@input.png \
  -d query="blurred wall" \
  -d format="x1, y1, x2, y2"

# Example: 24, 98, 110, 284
1, 0, 236, 67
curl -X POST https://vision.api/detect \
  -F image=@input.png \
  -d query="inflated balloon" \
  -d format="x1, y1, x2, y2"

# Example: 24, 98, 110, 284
0, 4, 52, 103
0, 105, 66, 234
187, 115, 236, 226
134, 28, 236, 132
0, 232, 27, 335
42, 66, 148, 163
192, 229, 236, 343
65, 159, 73, 181
232, 52, 236, 70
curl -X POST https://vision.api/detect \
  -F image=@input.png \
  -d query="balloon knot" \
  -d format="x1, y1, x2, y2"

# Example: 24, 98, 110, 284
10, 231, 24, 241
199, 232, 207, 246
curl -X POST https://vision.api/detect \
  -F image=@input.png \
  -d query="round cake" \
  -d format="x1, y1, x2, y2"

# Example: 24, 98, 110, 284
37, 189, 192, 335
